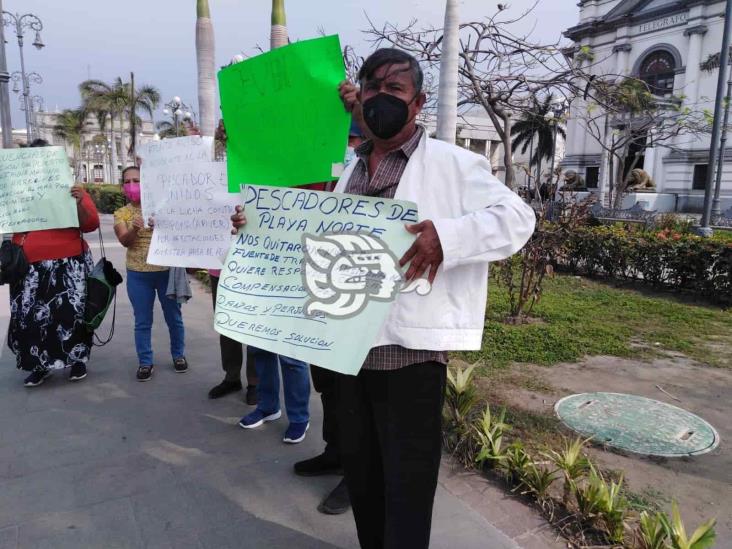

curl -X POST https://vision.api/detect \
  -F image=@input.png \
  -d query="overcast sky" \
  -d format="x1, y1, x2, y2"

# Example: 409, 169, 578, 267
3, 0, 579, 129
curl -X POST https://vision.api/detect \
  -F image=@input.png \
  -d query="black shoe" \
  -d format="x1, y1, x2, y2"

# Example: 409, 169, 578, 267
136, 365, 154, 382
294, 453, 342, 477
245, 384, 258, 406
208, 379, 243, 399
69, 363, 87, 382
318, 478, 351, 515
173, 357, 188, 373
24, 369, 51, 387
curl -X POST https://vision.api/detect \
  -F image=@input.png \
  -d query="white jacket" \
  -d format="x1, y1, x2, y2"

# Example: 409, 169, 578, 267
334, 133, 536, 351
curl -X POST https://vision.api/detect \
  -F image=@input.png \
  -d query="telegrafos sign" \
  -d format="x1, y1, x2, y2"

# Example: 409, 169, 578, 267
636, 12, 688, 35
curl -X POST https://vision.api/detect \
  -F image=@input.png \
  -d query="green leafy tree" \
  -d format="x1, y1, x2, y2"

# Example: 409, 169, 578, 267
511, 95, 566, 186
80, 77, 160, 171
80, 78, 129, 180
155, 120, 178, 140
124, 80, 160, 158
52, 107, 89, 181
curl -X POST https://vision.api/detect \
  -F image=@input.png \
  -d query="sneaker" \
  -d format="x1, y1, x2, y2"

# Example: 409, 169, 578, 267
245, 384, 258, 406
68, 363, 87, 382
294, 453, 342, 477
239, 409, 282, 429
24, 369, 51, 387
283, 422, 310, 444
173, 357, 188, 373
318, 478, 351, 515
136, 365, 154, 382
208, 379, 242, 399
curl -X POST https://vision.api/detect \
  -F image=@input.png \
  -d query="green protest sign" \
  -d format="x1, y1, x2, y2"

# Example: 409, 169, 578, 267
0, 146, 79, 233
218, 35, 350, 192
214, 185, 427, 376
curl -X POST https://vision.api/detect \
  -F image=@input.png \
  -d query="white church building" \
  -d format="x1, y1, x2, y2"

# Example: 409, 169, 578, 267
562, 0, 730, 212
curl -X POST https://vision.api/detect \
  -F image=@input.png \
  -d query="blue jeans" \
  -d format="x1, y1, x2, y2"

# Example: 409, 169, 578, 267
126, 270, 185, 366
252, 348, 310, 424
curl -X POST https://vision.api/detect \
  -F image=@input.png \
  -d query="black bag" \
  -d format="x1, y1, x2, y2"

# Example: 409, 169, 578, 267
0, 237, 29, 286
83, 229, 123, 346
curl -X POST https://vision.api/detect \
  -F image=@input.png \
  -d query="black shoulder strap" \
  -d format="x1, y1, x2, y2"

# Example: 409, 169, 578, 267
93, 290, 117, 347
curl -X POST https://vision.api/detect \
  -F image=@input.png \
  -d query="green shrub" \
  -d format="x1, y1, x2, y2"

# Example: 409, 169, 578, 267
562, 225, 732, 305
83, 184, 127, 214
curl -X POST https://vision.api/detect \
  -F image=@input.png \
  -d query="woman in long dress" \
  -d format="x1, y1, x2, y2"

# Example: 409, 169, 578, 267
9, 143, 100, 387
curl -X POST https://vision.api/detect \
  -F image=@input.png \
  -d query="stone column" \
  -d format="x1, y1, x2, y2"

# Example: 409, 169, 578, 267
612, 43, 632, 78
683, 24, 707, 108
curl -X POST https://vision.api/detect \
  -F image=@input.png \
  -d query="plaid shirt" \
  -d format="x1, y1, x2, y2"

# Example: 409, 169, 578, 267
345, 126, 449, 371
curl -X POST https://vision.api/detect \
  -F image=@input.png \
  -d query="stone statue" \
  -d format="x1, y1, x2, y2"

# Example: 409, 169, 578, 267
626, 169, 655, 192
562, 170, 586, 191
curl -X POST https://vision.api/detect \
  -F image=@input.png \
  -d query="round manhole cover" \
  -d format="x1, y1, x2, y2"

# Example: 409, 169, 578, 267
555, 392, 720, 457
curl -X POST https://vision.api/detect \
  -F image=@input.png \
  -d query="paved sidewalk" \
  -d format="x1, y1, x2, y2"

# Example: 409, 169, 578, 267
0, 215, 556, 548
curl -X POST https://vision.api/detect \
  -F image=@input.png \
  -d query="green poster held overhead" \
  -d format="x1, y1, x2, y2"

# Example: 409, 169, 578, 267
0, 146, 79, 234
218, 35, 350, 192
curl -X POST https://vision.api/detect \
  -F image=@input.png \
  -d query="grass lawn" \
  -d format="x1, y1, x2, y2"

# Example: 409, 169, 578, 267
457, 274, 732, 369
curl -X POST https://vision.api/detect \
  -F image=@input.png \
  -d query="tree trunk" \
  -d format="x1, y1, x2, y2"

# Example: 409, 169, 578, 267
109, 116, 118, 183
120, 127, 131, 167
607, 154, 615, 208
436, 0, 458, 144
196, 0, 217, 137
271, 0, 288, 50
613, 151, 643, 209
129, 71, 137, 162
502, 114, 516, 190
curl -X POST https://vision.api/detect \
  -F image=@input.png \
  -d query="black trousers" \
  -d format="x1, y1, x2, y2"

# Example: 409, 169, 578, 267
311, 365, 342, 463
210, 275, 257, 385
338, 362, 446, 549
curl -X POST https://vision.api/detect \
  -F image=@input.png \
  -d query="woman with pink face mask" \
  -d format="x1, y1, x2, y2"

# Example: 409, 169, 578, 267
113, 166, 187, 382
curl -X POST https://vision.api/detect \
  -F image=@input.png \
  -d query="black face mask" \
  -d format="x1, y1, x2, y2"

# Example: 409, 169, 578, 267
362, 93, 413, 140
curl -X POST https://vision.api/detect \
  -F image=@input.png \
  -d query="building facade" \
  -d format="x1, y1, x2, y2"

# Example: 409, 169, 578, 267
34, 111, 157, 184
563, 0, 730, 211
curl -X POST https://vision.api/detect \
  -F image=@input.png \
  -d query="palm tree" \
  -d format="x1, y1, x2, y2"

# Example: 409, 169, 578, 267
271, 0, 288, 50
196, 0, 216, 137
124, 77, 160, 159
80, 78, 129, 182
81, 77, 160, 169
53, 108, 89, 182
155, 120, 178, 140
436, 0, 459, 144
511, 95, 566, 187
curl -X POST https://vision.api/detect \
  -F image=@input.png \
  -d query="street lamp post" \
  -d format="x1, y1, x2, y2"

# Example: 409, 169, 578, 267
19, 93, 43, 140
2, 11, 45, 144
0, 0, 13, 148
13, 72, 42, 138
163, 96, 194, 137
700, 0, 732, 234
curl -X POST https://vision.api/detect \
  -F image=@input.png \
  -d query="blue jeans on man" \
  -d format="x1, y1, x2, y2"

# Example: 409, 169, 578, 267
126, 270, 185, 366
240, 347, 310, 443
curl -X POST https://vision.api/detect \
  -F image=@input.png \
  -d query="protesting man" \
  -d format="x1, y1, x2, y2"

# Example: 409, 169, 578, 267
233, 48, 535, 548
334, 49, 536, 548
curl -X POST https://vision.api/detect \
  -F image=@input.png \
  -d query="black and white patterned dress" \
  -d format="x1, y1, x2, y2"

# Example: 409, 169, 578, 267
8, 251, 94, 373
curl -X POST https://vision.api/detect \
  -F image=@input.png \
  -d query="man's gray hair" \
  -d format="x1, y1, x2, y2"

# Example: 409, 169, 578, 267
358, 49, 424, 93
